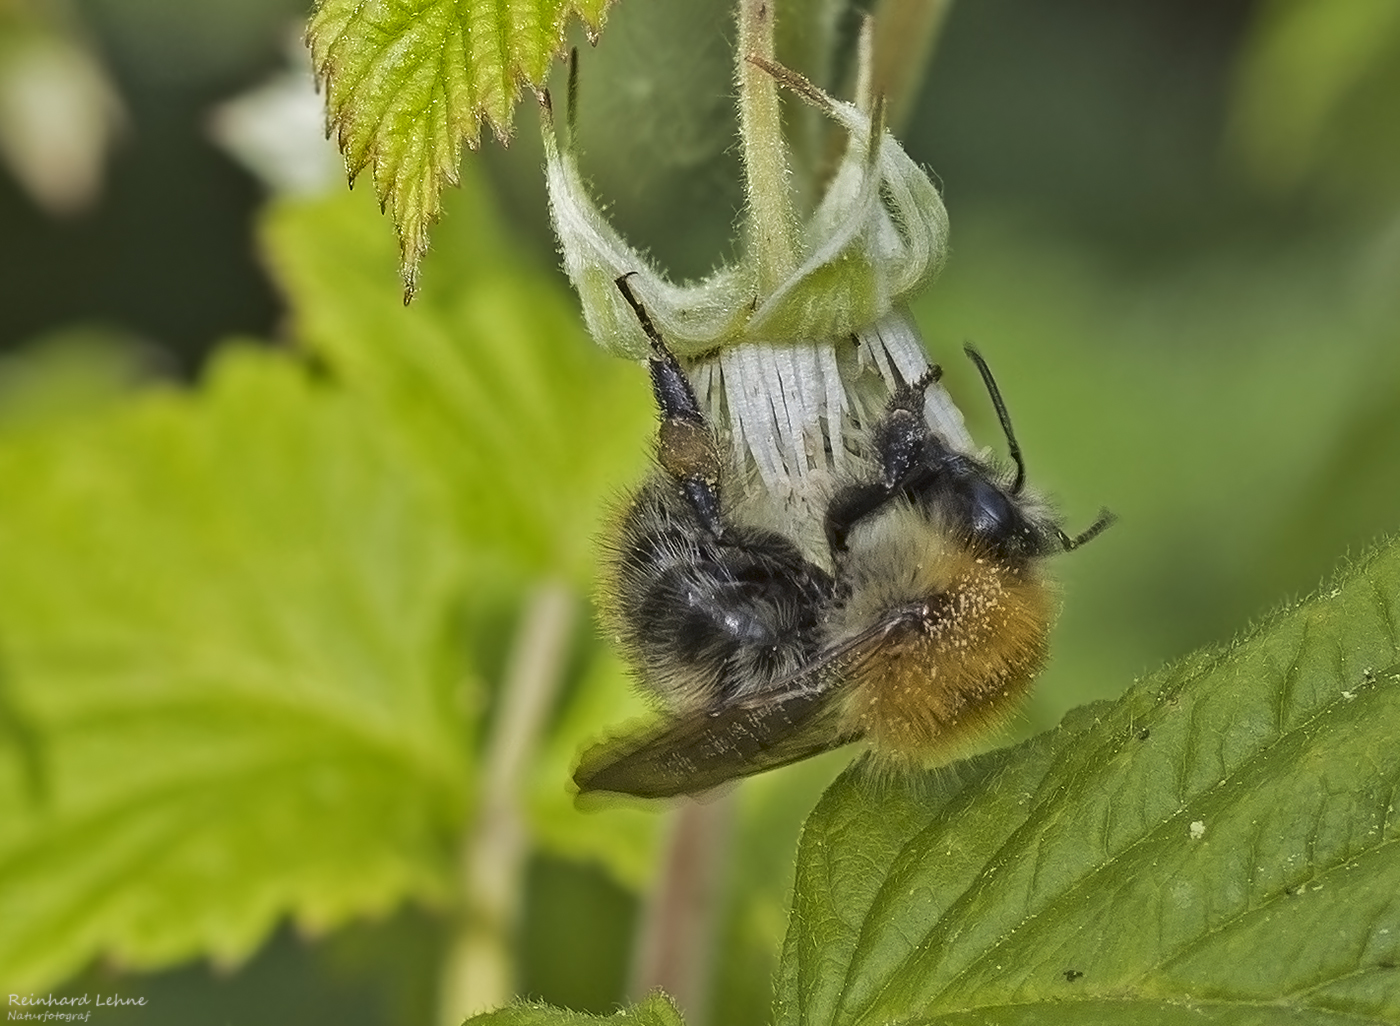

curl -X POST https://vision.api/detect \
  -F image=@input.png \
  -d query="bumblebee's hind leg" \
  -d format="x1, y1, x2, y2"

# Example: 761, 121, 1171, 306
607, 274, 835, 706
616, 272, 725, 537
606, 483, 836, 707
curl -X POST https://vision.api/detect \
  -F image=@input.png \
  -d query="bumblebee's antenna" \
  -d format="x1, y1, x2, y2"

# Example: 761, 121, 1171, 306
614, 272, 723, 536
963, 345, 1026, 494
1058, 509, 1117, 551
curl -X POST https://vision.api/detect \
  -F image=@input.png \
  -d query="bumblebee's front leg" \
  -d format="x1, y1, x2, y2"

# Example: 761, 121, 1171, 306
824, 369, 942, 557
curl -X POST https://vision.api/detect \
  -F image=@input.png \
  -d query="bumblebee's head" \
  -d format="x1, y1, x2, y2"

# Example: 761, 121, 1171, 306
828, 347, 1113, 568
935, 459, 1053, 562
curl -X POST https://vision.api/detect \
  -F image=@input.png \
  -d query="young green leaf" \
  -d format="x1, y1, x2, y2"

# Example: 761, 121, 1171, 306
0, 349, 471, 990
307, 0, 611, 299
464, 994, 685, 1026
262, 182, 652, 585
778, 539, 1400, 1025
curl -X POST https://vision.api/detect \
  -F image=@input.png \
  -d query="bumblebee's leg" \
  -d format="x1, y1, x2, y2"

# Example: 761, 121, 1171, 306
616, 273, 726, 537
824, 482, 889, 555
609, 486, 835, 706
825, 369, 941, 555
873, 368, 941, 488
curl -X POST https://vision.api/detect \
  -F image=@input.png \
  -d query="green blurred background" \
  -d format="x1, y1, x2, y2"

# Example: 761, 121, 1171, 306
1, 0, 1398, 1023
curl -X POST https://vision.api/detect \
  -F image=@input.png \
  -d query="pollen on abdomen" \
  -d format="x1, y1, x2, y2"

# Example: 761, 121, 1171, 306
841, 556, 1053, 764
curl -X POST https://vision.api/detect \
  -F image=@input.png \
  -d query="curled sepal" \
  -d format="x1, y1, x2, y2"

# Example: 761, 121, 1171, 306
541, 64, 949, 360
541, 100, 755, 361
745, 59, 949, 342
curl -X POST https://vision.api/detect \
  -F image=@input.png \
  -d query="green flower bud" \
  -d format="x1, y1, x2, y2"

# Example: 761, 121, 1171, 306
542, 49, 971, 515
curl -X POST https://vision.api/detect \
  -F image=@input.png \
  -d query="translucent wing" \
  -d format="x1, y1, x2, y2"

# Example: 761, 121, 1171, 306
573, 685, 855, 799
573, 609, 922, 798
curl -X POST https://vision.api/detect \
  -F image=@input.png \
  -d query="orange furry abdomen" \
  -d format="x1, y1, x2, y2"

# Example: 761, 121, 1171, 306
838, 544, 1054, 761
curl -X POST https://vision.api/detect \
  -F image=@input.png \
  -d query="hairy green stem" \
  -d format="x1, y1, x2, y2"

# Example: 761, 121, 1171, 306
437, 582, 576, 1026
738, 0, 800, 295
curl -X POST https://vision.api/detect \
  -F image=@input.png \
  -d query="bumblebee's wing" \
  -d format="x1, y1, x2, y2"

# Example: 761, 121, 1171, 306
573, 684, 857, 799
765, 606, 924, 692
574, 611, 921, 799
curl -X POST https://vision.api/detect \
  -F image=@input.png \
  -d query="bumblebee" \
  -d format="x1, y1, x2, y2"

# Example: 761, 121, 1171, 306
575, 275, 1113, 799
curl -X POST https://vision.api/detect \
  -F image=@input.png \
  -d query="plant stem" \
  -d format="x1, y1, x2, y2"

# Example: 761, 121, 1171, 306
738, 0, 800, 296
437, 582, 576, 1026
628, 795, 737, 1026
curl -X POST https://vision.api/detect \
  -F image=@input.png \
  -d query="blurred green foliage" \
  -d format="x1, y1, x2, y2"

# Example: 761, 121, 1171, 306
0, 162, 691, 987
1, 0, 1399, 1024
1228, 0, 1400, 207
0, 341, 467, 986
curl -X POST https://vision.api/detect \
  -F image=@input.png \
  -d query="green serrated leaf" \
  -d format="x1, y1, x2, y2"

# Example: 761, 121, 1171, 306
465, 993, 685, 1026
307, 0, 611, 298
0, 348, 470, 990
778, 540, 1400, 1025
261, 179, 652, 584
